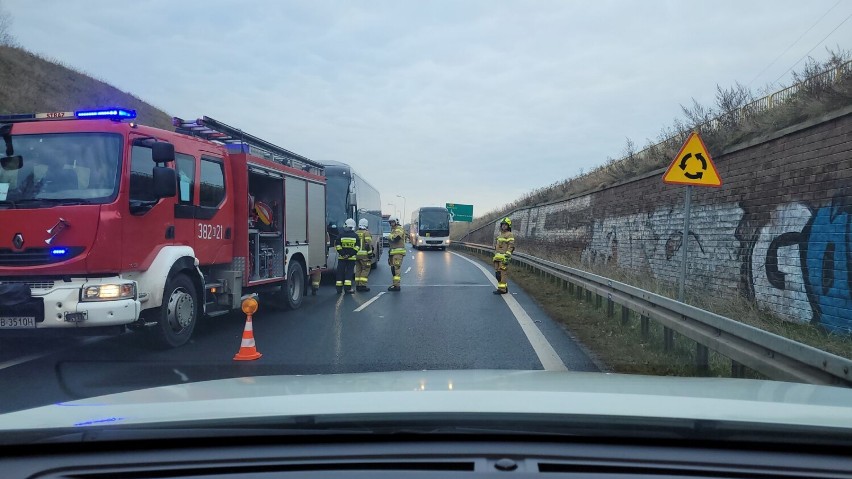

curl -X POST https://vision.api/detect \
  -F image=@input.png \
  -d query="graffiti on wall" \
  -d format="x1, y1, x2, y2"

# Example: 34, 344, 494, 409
803, 194, 852, 333
748, 203, 813, 324
574, 195, 852, 333
739, 192, 851, 333
491, 196, 592, 244
577, 204, 742, 293
487, 189, 851, 334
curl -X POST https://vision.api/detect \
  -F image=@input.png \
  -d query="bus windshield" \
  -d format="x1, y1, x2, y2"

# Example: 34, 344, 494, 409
325, 173, 350, 228
418, 209, 450, 236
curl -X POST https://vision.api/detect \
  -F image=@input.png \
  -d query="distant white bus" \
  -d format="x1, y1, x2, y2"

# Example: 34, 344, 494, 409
409, 207, 451, 250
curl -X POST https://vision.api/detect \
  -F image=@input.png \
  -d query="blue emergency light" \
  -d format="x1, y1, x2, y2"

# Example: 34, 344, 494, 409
74, 108, 137, 120
50, 248, 68, 257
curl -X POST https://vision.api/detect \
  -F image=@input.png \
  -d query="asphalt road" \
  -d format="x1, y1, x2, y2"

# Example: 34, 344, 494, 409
0, 247, 598, 414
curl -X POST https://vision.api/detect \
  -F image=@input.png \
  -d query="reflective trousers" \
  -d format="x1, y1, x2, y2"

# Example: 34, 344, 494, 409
388, 254, 404, 287
494, 260, 509, 293
310, 269, 322, 291
335, 259, 356, 291
355, 257, 372, 286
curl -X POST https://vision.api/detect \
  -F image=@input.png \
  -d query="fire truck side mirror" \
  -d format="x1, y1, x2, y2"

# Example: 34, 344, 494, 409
0, 123, 22, 171
152, 166, 177, 199
151, 142, 175, 163
0, 155, 22, 171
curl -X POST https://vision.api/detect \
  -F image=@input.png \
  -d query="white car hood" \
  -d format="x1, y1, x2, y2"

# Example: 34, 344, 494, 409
2, 370, 851, 430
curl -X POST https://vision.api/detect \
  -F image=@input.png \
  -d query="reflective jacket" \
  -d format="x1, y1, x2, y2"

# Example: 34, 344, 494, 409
493, 230, 515, 261
388, 225, 406, 256
335, 230, 359, 260
356, 229, 373, 258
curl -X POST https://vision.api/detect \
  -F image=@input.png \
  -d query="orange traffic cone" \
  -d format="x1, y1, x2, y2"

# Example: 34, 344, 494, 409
233, 314, 262, 361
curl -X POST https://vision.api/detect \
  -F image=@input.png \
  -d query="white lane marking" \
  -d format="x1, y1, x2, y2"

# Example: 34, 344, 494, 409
404, 266, 412, 274
0, 352, 45, 371
0, 337, 104, 371
450, 252, 568, 371
354, 292, 386, 312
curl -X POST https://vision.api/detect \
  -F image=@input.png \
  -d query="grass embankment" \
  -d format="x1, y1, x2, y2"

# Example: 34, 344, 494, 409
0, 44, 173, 128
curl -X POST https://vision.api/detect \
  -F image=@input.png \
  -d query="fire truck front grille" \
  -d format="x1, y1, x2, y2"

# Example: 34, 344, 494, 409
0, 247, 85, 267
0, 278, 56, 290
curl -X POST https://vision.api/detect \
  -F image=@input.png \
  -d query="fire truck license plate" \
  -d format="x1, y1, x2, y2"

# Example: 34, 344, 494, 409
0, 317, 36, 329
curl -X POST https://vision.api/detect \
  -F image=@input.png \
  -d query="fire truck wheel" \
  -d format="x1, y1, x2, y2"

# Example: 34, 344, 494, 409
279, 260, 304, 310
146, 273, 198, 349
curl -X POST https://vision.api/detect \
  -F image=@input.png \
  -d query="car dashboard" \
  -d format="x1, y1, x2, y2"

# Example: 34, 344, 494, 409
4, 434, 850, 479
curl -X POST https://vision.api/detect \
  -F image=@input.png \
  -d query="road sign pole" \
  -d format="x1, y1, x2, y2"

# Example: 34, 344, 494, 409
662, 130, 719, 353
678, 185, 692, 302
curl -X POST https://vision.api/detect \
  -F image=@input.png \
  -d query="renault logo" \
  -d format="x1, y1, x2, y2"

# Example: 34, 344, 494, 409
12, 233, 24, 250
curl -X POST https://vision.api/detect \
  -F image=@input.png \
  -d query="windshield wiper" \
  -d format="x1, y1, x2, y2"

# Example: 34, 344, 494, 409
14, 198, 95, 207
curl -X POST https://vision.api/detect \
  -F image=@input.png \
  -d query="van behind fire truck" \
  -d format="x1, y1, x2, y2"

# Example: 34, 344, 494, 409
0, 109, 327, 348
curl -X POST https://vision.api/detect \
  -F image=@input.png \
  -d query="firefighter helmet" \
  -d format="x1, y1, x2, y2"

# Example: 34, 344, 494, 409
500, 217, 512, 227
344, 218, 356, 230
358, 218, 369, 229
255, 201, 273, 226
388, 216, 399, 225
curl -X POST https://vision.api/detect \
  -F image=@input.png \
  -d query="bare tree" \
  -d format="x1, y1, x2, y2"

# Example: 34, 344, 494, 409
0, 0, 17, 46
714, 82, 752, 129
791, 46, 851, 100
680, 98, 714, 129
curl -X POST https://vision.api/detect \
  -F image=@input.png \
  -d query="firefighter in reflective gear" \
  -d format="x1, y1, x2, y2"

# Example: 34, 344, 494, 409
355, 218, 374, 292
335, 218, 359, 294
493, 217, 515, 294
387, 216, 406, 291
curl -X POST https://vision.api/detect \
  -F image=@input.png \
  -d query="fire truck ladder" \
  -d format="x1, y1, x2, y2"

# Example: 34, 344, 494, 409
173, 116, 324, 176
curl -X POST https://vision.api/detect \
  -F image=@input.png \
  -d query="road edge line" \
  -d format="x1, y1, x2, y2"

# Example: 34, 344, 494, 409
450, 252, 569, 371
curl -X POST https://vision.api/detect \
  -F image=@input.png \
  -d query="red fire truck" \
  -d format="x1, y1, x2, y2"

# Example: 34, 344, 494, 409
0, 108, 327, 347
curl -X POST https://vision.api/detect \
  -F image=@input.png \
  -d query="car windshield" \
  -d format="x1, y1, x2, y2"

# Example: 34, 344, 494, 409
1, 0, 852, 449
0, 133, 122, 205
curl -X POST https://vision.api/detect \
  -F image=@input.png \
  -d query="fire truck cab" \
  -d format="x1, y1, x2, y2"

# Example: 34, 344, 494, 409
0, 109, 327, 348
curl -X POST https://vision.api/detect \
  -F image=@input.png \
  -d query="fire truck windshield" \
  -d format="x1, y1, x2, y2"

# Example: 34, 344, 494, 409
0, 133, 122, 206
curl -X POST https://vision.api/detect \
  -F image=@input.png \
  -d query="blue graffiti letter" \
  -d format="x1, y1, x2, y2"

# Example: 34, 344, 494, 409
804, 197, 852, 334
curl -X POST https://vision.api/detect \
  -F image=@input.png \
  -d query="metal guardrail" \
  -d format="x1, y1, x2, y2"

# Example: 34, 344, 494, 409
454, 241, 852, 387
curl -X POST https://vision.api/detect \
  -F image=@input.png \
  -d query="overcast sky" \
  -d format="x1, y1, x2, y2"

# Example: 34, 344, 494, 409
5, 0, 851, 219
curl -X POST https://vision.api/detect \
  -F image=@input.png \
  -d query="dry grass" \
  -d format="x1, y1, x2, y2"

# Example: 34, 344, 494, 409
0, 45, 173, 129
